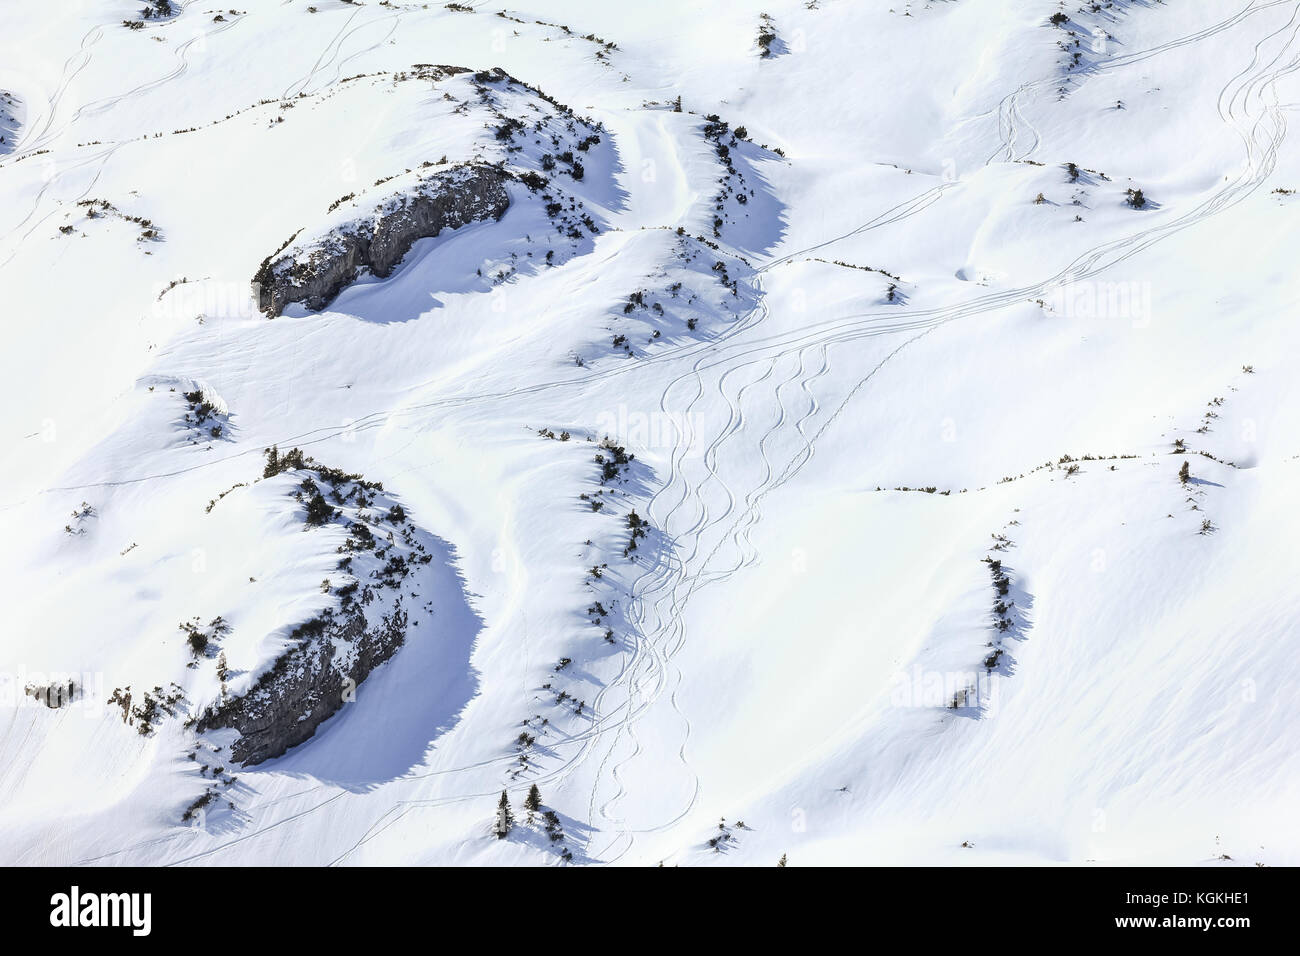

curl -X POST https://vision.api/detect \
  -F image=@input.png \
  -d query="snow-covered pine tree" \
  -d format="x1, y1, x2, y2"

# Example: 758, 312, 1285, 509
494, 791, 513, 839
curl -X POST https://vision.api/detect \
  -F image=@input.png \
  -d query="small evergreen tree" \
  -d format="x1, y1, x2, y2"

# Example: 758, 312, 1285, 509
1178, 460, 1191, 484
542, 809, 563, 842
778, 853, 787, 867
494, 791, 513, 839
524, 784, 542, 819
304, 491, 334, 526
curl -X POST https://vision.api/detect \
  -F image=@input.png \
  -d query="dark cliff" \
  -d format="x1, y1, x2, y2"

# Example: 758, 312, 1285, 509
254, 163, 510, 316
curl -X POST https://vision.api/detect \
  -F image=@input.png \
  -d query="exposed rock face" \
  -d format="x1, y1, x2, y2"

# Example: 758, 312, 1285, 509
254, 163, 510, 316
196, 449, 435, 765
198, 601, 408, 765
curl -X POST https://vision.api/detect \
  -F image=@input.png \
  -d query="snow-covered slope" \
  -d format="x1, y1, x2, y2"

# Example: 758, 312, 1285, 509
2, 0, 1299, 866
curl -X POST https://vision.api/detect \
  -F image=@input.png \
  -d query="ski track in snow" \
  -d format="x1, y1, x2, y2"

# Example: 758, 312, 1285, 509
0, 12, 247, 272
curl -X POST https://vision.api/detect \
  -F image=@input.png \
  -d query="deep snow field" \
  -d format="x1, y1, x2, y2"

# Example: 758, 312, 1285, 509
1, 0, 1299, 867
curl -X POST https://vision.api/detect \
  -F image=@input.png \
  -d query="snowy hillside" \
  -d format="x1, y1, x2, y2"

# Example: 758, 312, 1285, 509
1, 0, 1299, 867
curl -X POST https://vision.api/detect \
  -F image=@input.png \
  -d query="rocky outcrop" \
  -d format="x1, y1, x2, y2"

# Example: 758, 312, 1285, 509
196, 448, 436, 765
0, 89, 18, 155
254, 163, 511, 316
197, 600, 408, 765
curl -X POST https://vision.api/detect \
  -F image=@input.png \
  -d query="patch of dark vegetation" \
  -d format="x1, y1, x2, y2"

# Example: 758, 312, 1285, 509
107, 683, 187, 736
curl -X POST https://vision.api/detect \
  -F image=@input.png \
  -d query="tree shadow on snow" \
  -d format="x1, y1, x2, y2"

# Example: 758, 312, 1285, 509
1053, 0, 1164, 85
950, 568, 1035, 720
504, 806, 599, 864
715, 136, 789, 258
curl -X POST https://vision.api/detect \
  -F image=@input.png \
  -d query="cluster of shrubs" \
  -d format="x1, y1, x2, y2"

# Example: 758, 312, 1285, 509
708, 818, 745, 851
72, 198, 160, 241
981, 556, 1016, 672
624, 510, 648, 556
183, 389, 224, 440
757, 14, 777, 56
493, 785, 574, 859
595, 438, 633, 483
179, 615, 230, 659
700, 114, 762, 238
181, 788, 216, 823
107, 683, 186, 735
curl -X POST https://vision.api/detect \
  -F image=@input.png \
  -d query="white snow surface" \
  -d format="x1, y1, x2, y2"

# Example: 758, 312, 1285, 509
1, 0, 1299, 866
